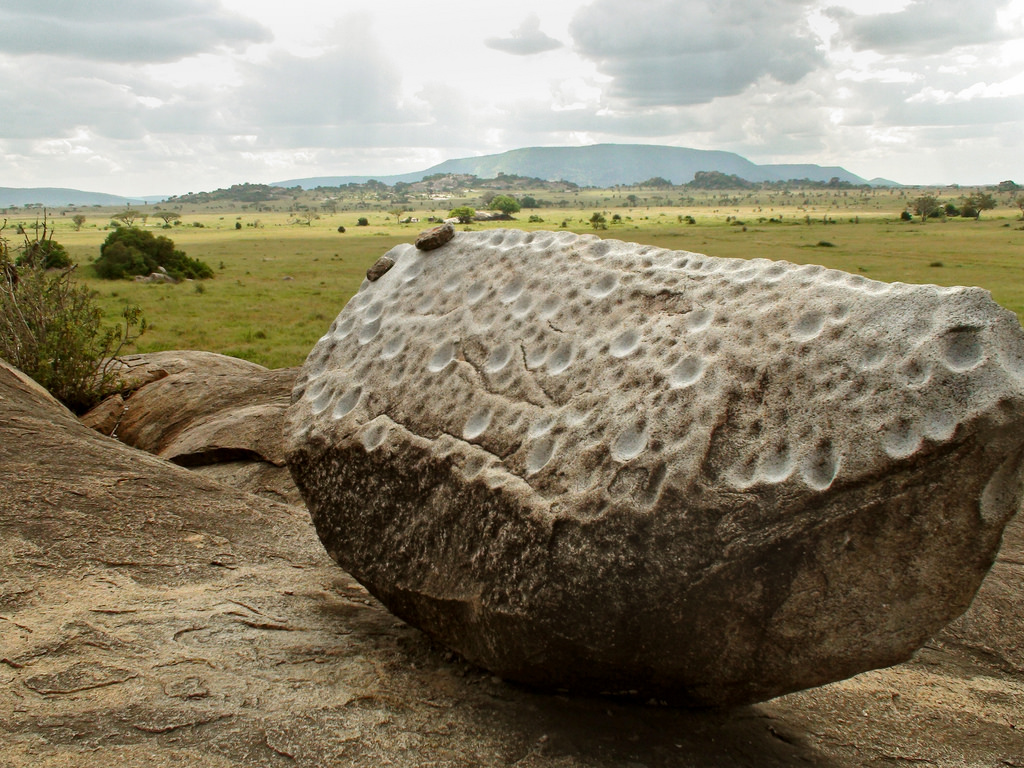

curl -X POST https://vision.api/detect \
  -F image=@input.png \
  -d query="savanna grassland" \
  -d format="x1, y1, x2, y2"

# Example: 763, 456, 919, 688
6, 181, 1023, 370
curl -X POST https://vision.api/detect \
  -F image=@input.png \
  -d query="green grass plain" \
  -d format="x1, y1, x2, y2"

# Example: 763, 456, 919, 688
8, 191, 1023, 370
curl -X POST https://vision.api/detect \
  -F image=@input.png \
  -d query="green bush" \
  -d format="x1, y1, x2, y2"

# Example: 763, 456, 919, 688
94, 227, 213, 280
1, 223, 145, 413
489, 195, 521, 215
449, 206, 476, 223
16, 236, 72, 270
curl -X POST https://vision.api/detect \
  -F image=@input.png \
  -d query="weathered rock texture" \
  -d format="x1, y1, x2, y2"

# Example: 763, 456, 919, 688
415, 221, 455, 251
3, 357, 1024, 765
286, 229, 1024, 706
84, 350, 301, 505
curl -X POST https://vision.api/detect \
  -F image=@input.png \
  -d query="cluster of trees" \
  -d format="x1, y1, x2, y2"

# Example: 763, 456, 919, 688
93, 227, 213, 280
620, 172, 872, 193
686, 172, 756, 190
447, 194, 525, 223
165, 183, 293, 205
910, 193, 998, 221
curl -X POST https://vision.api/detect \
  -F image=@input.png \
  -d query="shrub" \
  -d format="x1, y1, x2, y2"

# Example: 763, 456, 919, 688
489, 195, 521, 215
94, 227, 213, 280
356, 217, 369, 226
1, 222, 145, 413
449, 206, 476, 224
17, 235, 72, 270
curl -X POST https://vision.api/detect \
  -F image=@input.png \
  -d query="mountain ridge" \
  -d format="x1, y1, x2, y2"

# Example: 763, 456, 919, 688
0, 145, 903, 207
0, 187, 163, 208
273, 144, 886, 189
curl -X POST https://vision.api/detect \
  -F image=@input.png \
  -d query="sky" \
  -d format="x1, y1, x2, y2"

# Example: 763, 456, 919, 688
1, 0, 1023, 195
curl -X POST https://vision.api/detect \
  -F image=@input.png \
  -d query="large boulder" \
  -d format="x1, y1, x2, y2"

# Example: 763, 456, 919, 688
83, 350, 301, 505
285, 229, 1024, 707
4, 356, 1024, 764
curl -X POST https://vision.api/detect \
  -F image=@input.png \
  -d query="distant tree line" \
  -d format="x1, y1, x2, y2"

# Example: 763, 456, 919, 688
909, 192, 998, 222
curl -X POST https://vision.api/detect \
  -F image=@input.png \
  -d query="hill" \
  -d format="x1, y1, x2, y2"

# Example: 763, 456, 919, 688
0, 186, 165, 208
273, 144, 877, 189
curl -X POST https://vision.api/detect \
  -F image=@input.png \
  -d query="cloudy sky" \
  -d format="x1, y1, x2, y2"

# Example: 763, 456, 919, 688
2, 0, 1022, 194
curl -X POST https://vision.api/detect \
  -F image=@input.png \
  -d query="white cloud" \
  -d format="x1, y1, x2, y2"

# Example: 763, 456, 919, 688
0, 0, 270, 63
486, 14, 563, 56
827, 0, 1019, 54
0, 0, 1021, 191
569, 0, 825, 106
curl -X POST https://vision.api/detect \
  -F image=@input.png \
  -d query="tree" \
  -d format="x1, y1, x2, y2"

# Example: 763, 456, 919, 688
965, 192, 996, 219
153, 211, 181, 227
449, 206, 476, 223
590, 212, 607, 230
519, 195, 537, 209
912, 195, 941, 222
72, 214, 86, 231
389, 207, 407, 224
489, 195, 521, 215
625, 194, 639, 207
1016, 195, 1024, 219
94, 227, 213, 280
111, 209, 142, 227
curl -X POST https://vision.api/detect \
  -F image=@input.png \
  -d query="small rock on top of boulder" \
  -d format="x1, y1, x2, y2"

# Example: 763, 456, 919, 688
286, 228, 1024, 707
415, 222, 455, 251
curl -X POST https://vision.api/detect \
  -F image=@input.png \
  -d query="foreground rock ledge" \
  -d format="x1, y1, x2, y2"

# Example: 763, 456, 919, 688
286, 229, 1024, 707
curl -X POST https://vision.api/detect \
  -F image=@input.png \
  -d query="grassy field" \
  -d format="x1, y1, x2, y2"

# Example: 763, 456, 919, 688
7, 192, 1023, 370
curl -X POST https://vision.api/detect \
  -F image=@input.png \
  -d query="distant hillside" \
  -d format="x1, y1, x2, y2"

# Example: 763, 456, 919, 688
274, 144, 878, 189
759, 164, 867, 185
0, 187, 164, 208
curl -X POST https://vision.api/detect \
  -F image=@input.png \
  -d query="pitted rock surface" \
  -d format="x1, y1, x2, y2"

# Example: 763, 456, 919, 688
286, 229, 1024, 706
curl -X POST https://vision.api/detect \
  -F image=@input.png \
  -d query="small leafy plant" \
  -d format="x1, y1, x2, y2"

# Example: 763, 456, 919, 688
1, 217, 146, 413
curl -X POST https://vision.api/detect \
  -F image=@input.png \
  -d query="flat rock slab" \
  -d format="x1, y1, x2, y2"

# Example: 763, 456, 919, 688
287, 229, 1024, 706
3, 357, 1024, 766
85, 351, 302, 505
